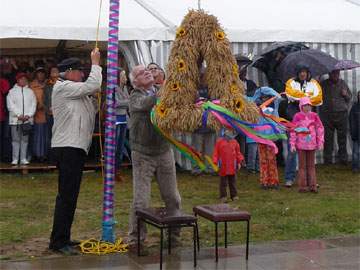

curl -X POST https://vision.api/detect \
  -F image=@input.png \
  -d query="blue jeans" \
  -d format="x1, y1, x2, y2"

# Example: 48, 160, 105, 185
352, 140, 360, 171
247, 143, 259, 171
115, 123, 127, 170
284, 141, 298, 182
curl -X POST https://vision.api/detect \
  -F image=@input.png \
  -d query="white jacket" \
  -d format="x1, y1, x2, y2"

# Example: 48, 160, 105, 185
6, 84, 37, 125
51, 65, 102, 153
285, 78, 323, 106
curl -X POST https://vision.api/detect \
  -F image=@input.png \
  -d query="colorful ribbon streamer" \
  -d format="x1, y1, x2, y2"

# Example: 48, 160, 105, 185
151, 99, 290, 171
150, 109, 218, 172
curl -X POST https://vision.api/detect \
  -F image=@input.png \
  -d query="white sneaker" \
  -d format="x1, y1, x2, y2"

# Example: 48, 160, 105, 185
285, 181, 293, 187
20, 159, 30, 165
11, 160, 18, 166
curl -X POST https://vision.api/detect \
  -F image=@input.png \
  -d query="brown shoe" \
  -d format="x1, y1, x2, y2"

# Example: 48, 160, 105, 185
115, 171, 124, 182
298, 188, 309, 193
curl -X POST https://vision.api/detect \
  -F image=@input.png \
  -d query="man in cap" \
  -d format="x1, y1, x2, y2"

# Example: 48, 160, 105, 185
49, 49, 101, 255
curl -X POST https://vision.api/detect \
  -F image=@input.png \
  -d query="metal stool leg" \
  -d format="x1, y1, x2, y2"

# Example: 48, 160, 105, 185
168, 226, 171, 255
193, 224, 197, 267
246, 220, 250, 260
215, 222, 218, 262
160, 228, 163, 270
137, 217, 141, 256
195, 220, 200, 252
225, 221, 228, 248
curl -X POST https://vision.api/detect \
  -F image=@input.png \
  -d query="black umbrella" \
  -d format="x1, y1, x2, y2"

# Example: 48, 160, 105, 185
252, 42, 309, 73
235, 54, 252, 66
257, 41, 309, 57
277, 49, 339, 82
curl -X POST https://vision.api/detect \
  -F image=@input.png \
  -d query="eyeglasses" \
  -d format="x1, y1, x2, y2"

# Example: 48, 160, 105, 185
149, 67, 158, 71
134, 68, 150, 80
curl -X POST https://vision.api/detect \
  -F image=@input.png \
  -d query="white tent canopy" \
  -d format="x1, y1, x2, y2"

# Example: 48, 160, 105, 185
1, 0, 360, 45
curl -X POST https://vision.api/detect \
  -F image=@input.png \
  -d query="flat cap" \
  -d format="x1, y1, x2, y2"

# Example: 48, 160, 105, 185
58, 57, 83, 72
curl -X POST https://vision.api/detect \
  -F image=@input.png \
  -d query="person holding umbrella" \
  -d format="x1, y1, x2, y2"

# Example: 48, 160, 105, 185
320, 70, 352, 165
235, 55, 258, 97
285, 64, 323, 113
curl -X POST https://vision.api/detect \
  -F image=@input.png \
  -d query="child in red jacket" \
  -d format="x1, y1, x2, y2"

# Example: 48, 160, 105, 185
213, 129, 244, 202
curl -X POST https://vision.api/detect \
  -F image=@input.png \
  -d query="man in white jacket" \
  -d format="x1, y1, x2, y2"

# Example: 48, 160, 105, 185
6, 73, 37, 165
49, 49, 101, 255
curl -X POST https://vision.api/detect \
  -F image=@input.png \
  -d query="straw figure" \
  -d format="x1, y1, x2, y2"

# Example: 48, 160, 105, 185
153, 10, 259, 133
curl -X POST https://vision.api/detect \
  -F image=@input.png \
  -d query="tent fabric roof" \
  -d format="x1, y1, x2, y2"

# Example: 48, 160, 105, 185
1, 0, 359, 43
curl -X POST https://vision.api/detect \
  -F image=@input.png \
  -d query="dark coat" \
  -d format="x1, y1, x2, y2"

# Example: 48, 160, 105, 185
349, 97, 360, 141
244, 79, 258, 97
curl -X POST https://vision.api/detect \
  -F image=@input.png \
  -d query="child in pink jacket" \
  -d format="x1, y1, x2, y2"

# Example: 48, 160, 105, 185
290, 97, 324, 193
213, 129, 244, 202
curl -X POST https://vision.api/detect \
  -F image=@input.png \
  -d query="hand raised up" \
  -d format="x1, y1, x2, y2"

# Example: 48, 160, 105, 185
91, 48, 101, 66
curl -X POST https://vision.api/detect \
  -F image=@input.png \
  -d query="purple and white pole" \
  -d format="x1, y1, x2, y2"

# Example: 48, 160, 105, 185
102, 0, 120, 243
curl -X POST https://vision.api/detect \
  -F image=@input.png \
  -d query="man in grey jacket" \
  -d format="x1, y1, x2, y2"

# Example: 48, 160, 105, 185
127, 65, 181, 247
49, 49, 102, 255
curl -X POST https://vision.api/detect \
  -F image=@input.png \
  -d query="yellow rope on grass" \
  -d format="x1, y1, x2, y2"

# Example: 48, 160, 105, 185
79, 238, 128, 255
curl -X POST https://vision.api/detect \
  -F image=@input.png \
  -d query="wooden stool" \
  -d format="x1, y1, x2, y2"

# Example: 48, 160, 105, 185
136, 207, 199, 269
193, 204, 251, 262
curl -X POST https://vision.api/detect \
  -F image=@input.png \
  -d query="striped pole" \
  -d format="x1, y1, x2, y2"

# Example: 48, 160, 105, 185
102, 0, 120, 243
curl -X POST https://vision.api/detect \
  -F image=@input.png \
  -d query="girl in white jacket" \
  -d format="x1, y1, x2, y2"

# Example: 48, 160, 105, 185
6, 73, 36, 165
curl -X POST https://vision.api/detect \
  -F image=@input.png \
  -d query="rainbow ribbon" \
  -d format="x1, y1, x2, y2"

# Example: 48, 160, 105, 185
150, 109, 218, 172
151, 100, 289, 171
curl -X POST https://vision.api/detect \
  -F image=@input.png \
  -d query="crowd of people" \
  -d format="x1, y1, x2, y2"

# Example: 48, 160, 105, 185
0, 60, 61, 165
0, 54, 359, 177
0, 57, 167, 170
1, 49, 358, 255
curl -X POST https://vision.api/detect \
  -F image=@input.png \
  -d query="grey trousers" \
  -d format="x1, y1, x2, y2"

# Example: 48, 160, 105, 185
11, 125, 29, 162
128, 149, 181, 243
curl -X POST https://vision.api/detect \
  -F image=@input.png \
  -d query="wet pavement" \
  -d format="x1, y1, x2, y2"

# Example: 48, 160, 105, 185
1, 236, 359, 270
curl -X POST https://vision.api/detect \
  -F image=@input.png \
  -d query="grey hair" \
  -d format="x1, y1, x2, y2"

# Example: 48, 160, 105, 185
129, 69, 136, 88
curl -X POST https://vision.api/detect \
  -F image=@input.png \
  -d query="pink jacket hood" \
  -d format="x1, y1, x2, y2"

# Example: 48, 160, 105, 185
299, 97, 311, 112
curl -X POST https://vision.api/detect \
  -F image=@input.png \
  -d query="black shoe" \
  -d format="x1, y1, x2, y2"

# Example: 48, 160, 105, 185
52, 245, 80, 256
68, 240, 81, 246
127, 242, 149, 256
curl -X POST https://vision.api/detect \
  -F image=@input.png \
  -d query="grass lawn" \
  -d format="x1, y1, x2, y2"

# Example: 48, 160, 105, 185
0, 164, 359, 260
